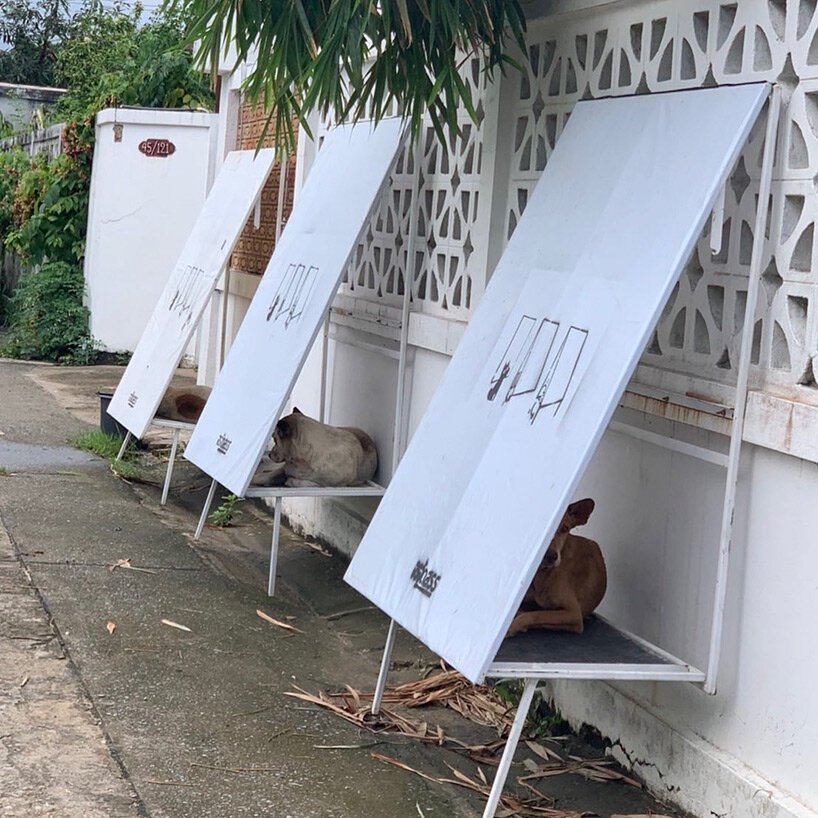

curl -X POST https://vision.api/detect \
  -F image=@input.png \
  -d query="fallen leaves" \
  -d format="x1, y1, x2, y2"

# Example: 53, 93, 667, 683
284, 684, 448, 745
109, 558, 157, 574
520, 755, 642, 788
378, 668, 513, 733
284, 668, 652, 817
372, 752, 589, 818
161, 619, 191, 633
106, 621, 117, 635
256, 609, 304, 634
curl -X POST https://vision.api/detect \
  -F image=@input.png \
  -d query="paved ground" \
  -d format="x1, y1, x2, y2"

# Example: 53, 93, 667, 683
0, 359, 688, 818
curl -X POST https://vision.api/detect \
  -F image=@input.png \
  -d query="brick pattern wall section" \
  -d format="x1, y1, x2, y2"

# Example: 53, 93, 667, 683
230, 101, 297, 275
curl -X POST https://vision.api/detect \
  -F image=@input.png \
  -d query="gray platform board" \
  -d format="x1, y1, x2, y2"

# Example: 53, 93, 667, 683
495, 617, 664, 665
487, 616, 705, 682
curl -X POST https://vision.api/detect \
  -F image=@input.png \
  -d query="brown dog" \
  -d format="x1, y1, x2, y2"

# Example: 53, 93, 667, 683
155, 385, 211, 423
508, 498, 606, 636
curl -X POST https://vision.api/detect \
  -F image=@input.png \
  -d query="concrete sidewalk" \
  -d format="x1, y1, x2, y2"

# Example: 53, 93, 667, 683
0, 359, 687, 818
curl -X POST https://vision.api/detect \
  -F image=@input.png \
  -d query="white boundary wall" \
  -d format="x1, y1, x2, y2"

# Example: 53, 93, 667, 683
84, 108, 217, 353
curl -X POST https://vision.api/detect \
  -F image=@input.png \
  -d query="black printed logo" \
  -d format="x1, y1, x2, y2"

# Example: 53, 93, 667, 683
216, 434, 231, 454
410, 559, 441, 598
127, 392, 138, 408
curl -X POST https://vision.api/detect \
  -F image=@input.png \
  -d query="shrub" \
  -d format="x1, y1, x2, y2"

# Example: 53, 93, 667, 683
1, 260, 91, 362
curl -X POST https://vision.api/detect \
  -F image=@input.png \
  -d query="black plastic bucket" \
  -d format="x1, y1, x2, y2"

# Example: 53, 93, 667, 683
97, 391, 130, 439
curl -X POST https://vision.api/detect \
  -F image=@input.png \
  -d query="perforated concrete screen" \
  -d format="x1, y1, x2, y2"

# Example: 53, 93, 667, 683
344, 85, 769, 684
107, 150, 276, 438
183, 119, 406, 495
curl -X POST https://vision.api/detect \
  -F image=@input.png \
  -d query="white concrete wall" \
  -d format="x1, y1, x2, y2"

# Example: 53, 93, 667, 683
555, 428, 818, 818
84, 107, 217, 353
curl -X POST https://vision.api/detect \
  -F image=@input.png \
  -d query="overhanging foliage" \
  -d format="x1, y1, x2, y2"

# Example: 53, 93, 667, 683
175, 0, 527, 151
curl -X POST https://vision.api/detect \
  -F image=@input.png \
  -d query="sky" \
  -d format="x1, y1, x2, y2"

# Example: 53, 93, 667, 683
65, 0, 162, 13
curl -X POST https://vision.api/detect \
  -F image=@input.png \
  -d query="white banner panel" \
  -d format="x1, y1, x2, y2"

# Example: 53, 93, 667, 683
345, 85, 769, 683
107, 150, 276, 438
183, 119, 406, 495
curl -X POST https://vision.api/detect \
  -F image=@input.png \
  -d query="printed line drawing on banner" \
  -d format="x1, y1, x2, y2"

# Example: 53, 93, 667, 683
487, 315, 590, 423
168, 264, 205, 328
265, 263, 319, 328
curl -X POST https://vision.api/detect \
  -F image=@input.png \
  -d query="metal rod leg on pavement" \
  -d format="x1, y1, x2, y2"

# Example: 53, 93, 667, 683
160, 428, 180, 506
371, 619, 398, 715
482, 678, 538, 818
194, 479, 218, 540
267, 497, 282, 596
115, 431, 132, 462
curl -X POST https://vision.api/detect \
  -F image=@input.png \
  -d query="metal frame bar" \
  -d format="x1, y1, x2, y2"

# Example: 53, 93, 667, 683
268, 497, 282, 595
248, 482, 387, 593
161, 428, 181, 506
115, 432, 132, 462
704, 86, 780, 694
194, 478, 218, 540
608, 421, 729, 468
372, 618, 398, 715
370, 138, 422, 714
246, 481, 386, 499
482, 678, 538, 818
485, 663, 705, 682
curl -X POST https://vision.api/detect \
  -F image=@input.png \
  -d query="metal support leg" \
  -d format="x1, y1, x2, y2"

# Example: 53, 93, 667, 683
705, 87, 781, 695
483, 678, 538, 818
115, 431, 132, 462
267, 497, 282, 596
371, 619, 398, 715
160, 428, 181, 506
194, 479, 218, 540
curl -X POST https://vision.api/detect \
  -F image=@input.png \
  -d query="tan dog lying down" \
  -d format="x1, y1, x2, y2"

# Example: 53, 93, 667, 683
508, 498, 606, 636
251, 408, 378, 488
155, 385, 212, 423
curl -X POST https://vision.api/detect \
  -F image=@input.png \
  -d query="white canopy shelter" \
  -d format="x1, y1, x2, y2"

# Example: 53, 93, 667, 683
344, 82, 777, 816
183, 119, 407, 589
106, 149, 276, 444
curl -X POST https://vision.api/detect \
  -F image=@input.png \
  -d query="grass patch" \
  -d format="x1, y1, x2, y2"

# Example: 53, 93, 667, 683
72, 429, 142, 482
111, 459, 138, 480
72, 429, 129, 460
0, 466, 9, 476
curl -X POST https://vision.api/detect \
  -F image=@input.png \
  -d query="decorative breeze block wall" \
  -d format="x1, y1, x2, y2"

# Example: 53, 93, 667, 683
340, 59, 496, 320
506, 0, 818, 397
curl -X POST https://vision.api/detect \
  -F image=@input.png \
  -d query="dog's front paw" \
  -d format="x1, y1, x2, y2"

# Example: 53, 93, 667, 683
507, 616, 528, 638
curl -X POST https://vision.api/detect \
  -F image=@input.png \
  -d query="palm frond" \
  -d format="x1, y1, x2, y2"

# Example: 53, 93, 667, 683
171, 0, 527, 153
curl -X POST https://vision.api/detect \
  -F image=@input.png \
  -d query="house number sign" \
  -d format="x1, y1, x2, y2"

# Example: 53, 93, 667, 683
138, 138, 176, 158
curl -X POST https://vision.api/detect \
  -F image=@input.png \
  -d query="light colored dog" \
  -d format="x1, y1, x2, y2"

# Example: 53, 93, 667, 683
155, 385, 211, 423
508, 498, 606, 636
251, 408, 378, 488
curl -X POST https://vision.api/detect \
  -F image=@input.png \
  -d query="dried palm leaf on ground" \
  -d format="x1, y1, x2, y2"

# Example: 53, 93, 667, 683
349, 667, 514, 734
371, 752, 591, 818
520, 755, 642, 789
284, 685, 449, 745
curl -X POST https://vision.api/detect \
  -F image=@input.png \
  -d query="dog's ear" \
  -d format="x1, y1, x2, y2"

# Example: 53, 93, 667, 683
565, 498, 595, 529
292, 406, 303, 415
276, 417, 292, 438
